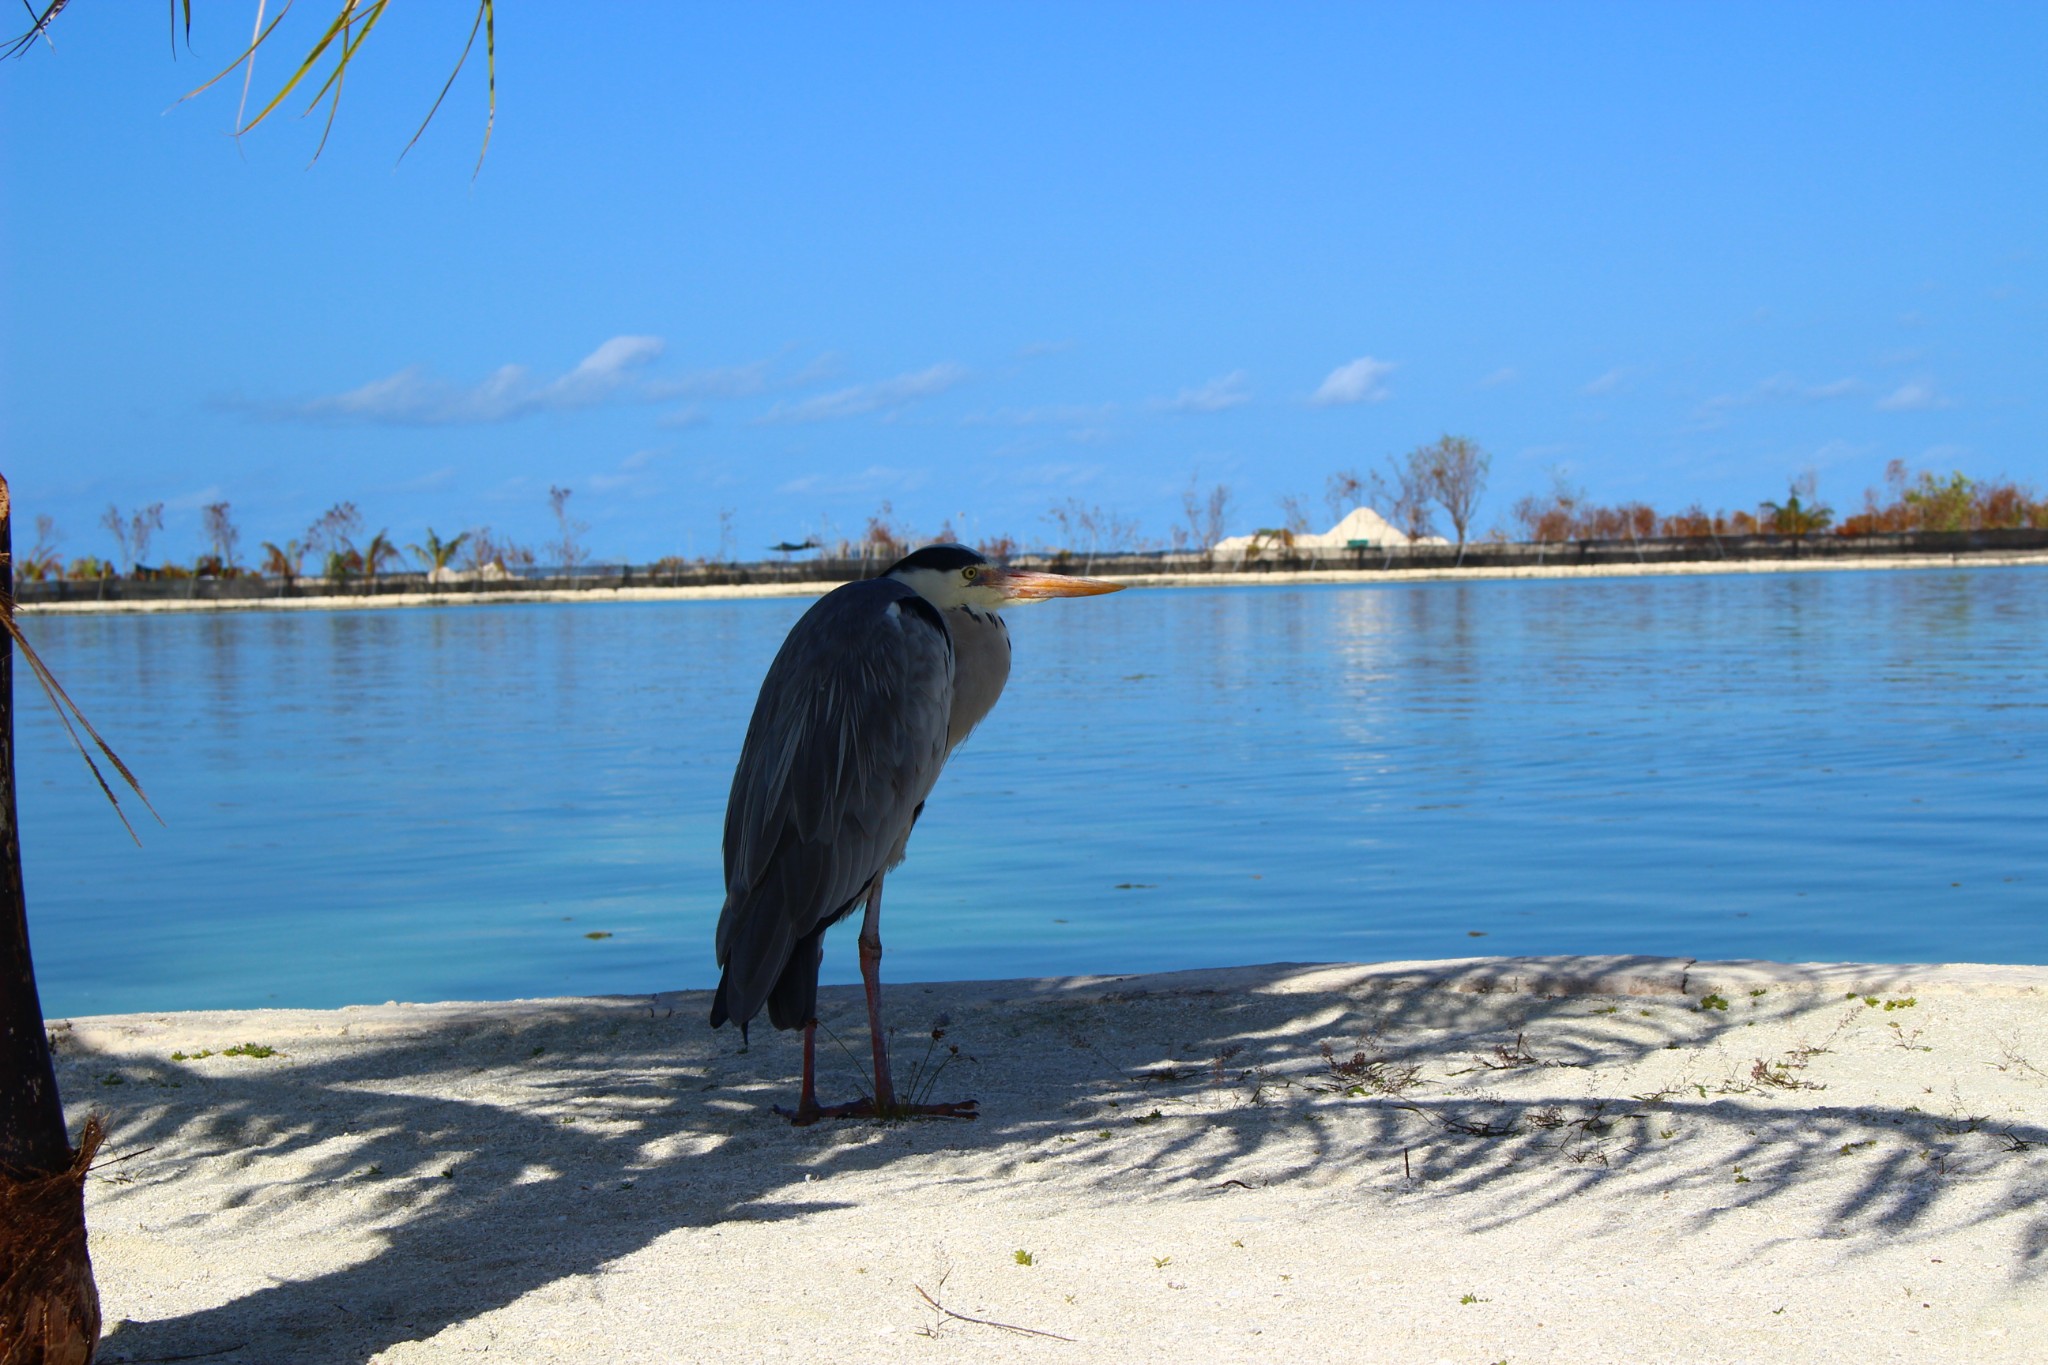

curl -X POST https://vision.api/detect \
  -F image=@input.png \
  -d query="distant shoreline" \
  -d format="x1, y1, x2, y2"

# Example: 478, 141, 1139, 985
18, 549, 2048, 616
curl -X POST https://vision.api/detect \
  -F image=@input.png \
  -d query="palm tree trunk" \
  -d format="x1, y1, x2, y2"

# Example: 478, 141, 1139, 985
0, 475, 103, 1365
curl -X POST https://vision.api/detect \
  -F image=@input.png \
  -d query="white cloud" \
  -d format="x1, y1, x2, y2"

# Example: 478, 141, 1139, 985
646, 360, 771, 400
586, 447, 673, 495
382, 466, 458, 493
1695, 373, 1863, 421
758, 363, 970, 424
1877, 379, 1951, 412
1581, 368, 1628, 396
777, 465, 929, 496
1157, 371, 1252, 413
546, 336, 666, 402
962, 402, 1120, 428
1310, 357, 1394, 406
278, 336, 668, 425
987, 461, 1106, 490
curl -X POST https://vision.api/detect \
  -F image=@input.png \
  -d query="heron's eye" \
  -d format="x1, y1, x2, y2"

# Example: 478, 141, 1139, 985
963, 566, 979, 581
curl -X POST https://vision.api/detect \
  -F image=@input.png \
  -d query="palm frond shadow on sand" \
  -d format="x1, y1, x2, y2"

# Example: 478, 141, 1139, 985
58, 955, 2048, 1364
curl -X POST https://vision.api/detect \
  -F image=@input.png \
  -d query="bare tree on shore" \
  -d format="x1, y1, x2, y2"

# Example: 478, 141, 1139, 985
1045, 499, 1142, 573
1375, 456, 1437, 544
861, 502, 906, 564
304, 502, 363, 569
99, 502, 164, 576
547, 486, 591, 570
1325, 468, 1369, 525
19, 516, 61, 581
200, 501, 241, 574
462, 526, 535, 575
1415, 434, 1491, 566
717, 507, 740, 565
1179, 479, 1232, 563
1510, 469, 1584, 546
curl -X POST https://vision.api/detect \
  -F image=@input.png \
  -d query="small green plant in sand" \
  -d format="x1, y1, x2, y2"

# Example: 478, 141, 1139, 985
816, 1015, 966, 1121
1887, 1021, 1932, 1052
1013, 1250, 1035, 1266
1153, 1256, 1172, 1269
222, 1043, 279, 1058
1733, 1165, 1751, 1183
169, 1049, 214, 1061
1459, 1292, 1490, 1305
1698, 993, 1730, 1011
1317, 1039, 1423, 1097
1839, 1140, 1876, 1156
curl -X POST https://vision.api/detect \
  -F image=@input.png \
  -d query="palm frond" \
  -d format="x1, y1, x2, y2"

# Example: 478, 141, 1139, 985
2, 0, 67, 61
14, 1, 497, 172
0, 600, 160, 846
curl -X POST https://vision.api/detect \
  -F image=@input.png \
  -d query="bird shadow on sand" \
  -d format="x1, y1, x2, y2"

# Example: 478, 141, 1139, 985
55, 955, 2048, 1363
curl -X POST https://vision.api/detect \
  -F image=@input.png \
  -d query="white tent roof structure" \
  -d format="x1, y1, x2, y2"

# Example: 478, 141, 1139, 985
1213, 506, 1447, 555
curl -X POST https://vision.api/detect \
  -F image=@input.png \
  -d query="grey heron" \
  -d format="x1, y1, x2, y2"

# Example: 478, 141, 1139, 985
710, 543, 1123, 1123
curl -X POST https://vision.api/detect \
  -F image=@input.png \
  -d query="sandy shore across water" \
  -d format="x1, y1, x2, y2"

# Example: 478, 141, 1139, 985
19, 550, 2048, 615
56, 956, 2048, 1363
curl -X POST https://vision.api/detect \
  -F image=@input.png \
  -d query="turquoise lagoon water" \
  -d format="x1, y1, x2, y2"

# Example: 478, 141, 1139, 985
17, 566, 2047, 1018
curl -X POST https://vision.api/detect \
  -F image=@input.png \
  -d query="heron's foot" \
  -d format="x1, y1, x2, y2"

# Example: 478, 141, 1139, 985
888, 1097, 978, 1122
773, 1096, 977, 1125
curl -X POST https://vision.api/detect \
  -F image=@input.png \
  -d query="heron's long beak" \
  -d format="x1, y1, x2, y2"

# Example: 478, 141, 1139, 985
986, 568, 1126, 602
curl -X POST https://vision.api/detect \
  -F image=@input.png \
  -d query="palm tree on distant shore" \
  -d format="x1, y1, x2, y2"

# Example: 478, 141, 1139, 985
408, 528, 470, 576
360, 530, 404, 581
1761, 488, 1834, 541
260, 539, 305, 591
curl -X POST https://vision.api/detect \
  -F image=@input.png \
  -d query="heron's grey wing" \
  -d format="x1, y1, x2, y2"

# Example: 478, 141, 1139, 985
714, 579, 954, 1026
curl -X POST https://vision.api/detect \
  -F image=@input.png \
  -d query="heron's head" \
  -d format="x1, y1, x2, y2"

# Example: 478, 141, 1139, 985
884, 543, 1124, 611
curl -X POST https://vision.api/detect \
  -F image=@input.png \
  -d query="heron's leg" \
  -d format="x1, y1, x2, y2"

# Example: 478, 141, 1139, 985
858, 877, 895, 1108
787, 1022, 823, 1126
849, 877, 975, 1122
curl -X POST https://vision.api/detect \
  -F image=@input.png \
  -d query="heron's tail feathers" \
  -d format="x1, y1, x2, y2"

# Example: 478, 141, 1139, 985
709, 923, 826, 1036
765, 930, 824, 1031
708, 972, 748, 1044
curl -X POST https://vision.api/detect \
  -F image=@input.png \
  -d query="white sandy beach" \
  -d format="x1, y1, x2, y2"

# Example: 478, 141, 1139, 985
55, 956, 2048, 1363
18, 550, 2048, 615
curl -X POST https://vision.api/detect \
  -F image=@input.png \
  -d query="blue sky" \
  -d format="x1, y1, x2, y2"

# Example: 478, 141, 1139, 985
3, 3, 2043, 564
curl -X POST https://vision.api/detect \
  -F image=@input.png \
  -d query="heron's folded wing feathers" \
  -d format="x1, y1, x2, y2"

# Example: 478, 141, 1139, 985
715, 581, 953, 1015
